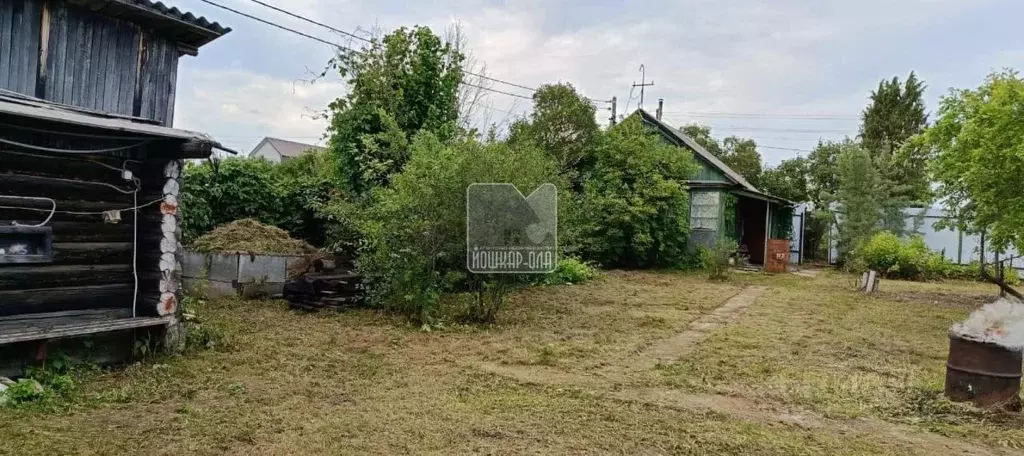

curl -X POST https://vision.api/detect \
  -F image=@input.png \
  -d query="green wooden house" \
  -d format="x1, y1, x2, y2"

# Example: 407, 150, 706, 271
628, 109, 794, 266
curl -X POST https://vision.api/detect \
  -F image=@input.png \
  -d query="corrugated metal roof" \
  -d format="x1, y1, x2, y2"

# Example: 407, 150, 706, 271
67, 0, 231, 51
0, 92, 233, 156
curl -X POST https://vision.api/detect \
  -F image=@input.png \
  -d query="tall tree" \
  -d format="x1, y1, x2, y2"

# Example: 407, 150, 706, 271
860, 71, 927, 158
326, 26, 465, 194
832, 143, 885, 258
925, 69, 1024, 258
680, 124, 762, 185
720, 136, 763, 186
508, 83, 600, 187
860, 71, 930, 202
806, 139, 850, 208
760, 157, 809, 203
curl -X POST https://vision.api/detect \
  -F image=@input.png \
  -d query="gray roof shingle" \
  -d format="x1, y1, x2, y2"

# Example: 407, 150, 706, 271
258, 137, 326, 158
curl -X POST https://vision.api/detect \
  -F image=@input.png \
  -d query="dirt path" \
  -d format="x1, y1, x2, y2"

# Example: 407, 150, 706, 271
468, 284, 1016, 456
625, 285, 767, 366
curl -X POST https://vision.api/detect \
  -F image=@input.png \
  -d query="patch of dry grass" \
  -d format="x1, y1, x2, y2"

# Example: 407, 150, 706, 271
0, 270, 1018, 455
658, 270, 1024, 449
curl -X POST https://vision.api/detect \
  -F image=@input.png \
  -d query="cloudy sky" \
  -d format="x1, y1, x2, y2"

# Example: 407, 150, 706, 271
170, 0, 1024, 166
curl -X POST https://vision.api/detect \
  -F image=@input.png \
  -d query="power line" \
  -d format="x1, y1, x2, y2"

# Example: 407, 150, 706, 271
757, 145, 813, 153
461, 82, 533, 100
663, 111, 858, 120
243, 0, 371, 44
198, 0, 344, 50
230, 0, 609, 104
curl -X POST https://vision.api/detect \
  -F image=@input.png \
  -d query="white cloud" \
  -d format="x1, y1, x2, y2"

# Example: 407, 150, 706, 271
171, 0, 1017, 164
174, 67, 343, 154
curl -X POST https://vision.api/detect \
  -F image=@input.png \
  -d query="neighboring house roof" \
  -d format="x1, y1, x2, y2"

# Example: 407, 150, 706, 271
630, 109, 793, 205
68, 0, 231, 52
0, 92, 230, 158
251, 137, 327, 159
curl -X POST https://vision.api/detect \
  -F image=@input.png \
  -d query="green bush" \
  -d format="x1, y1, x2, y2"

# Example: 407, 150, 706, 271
857, 232, 1022, 284
356, 133, 566, 323
181, 151, 343, 246
707, 238, 738, 281
543, 258, 599, 285
573, 117, 700, 268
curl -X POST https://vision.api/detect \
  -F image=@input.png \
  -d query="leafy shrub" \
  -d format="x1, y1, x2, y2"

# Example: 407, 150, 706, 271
573, 118, 700, 268
543, 258, 599, 285
856, 232, 1022, 284
180, 296, 228, 352
357, 133, 566, 323
1, 355, 96, 408
181, 151, 343, 246
707, 238, 738, 281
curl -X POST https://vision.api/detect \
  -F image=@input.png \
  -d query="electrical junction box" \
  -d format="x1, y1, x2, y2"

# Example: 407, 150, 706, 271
0, 226, 54, 264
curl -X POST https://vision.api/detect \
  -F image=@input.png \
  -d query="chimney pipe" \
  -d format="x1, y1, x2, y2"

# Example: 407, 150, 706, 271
656, 98, 664, 120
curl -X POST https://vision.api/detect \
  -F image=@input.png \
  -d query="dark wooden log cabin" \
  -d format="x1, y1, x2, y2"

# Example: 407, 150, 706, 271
0, 0, 230, 373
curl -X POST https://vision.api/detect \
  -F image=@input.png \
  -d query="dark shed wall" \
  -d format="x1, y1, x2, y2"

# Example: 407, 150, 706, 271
0, 146, 169, 317
0, 0, 181, 125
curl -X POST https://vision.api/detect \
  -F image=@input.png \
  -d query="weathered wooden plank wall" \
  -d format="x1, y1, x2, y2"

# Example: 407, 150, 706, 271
0, 147, 171, 317
0, 0, 43, 95
1, 0, 180, 126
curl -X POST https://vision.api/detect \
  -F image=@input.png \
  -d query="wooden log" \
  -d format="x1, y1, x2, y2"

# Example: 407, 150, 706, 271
0, 264, 160, 290
49, 242, 133, 265
0, 150, 167, 182
0, 283, 134, 316
0, 172, 141, 203
0, 198, 164, 224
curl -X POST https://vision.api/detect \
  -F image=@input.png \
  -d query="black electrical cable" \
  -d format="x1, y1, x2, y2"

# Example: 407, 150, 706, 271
0, 137, 151, 154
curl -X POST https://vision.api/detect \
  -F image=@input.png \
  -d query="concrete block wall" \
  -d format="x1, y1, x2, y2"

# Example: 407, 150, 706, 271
182, 251, 305, 298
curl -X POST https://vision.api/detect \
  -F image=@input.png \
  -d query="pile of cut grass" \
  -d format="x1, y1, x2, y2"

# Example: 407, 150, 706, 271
190, 218, 317, 255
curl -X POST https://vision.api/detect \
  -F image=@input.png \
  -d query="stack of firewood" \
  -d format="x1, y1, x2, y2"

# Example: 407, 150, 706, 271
283, 258, 364, 311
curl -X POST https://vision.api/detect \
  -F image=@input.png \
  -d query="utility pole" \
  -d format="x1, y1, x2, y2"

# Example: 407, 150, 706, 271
633, 64, 654, 109
609, 96, 617, 127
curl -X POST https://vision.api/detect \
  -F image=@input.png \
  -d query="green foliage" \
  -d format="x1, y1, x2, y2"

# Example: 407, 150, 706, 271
861, 72, 928, 159
680, 124, 762, 185
357, 133, 564, 323
707, 238, 738, 281
860, 71, 931, 204
182, 158, 282, 243
181, 296, 228, 352
326, 26, 464, 194
576, 118, 700, 268
2, 355, 96, 408
807, 139, 846, 207
760, 157, 810, 203
508, 83, 600, 188
858, 232, 933, 279
833, 143, 884, 258
854, 232, 1021, 284
543, 258, 599, 285
925, 69, 1024, 255
181, 152, 340, 246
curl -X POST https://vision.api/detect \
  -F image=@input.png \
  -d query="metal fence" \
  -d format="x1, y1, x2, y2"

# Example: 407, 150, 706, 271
788, 206, 1024, 277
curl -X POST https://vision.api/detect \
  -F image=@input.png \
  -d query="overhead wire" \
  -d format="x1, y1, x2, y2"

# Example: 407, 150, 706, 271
0, 197, 163, 216
662, 111, 859, 120
241, 0, 611, 104
204, 0, 609, 104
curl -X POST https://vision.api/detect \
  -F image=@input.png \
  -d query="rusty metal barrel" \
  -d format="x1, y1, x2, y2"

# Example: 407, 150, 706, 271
945, 333, 1023, 410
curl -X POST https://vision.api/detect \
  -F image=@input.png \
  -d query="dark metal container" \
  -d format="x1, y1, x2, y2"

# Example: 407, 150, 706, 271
945, 333, 1023, 410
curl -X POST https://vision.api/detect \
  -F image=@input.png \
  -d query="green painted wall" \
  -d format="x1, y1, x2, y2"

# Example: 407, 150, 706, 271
693, 157, 730, 183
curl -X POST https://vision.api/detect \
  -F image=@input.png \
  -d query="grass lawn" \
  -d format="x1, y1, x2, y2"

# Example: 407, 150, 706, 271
2, 270, 1023, 455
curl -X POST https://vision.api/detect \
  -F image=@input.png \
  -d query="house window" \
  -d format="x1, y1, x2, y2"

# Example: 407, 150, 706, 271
690, 191, 720, 231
